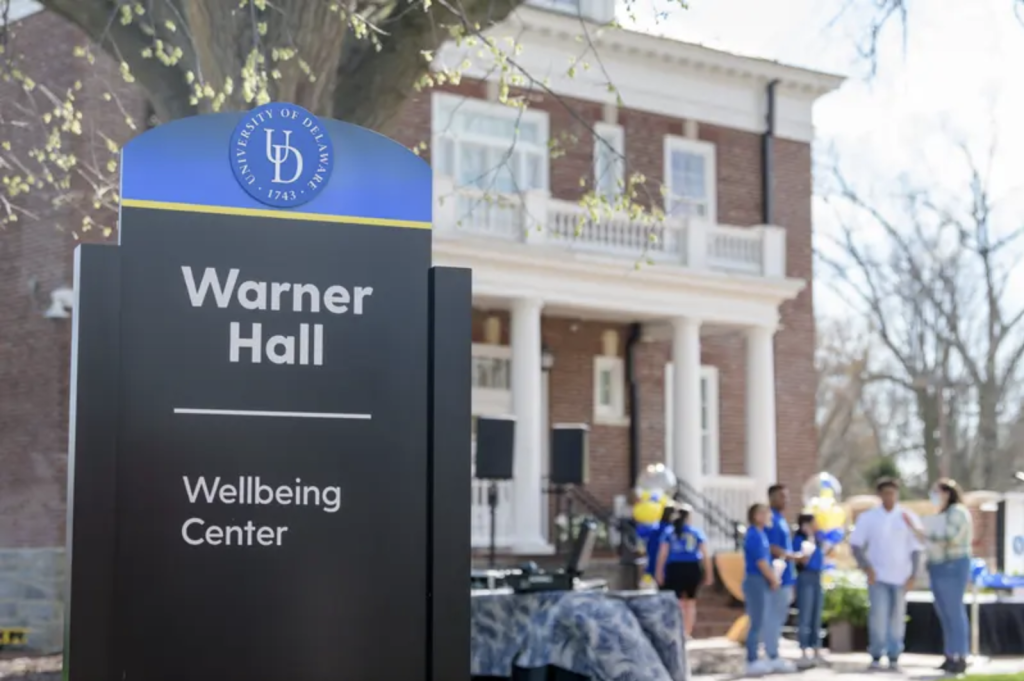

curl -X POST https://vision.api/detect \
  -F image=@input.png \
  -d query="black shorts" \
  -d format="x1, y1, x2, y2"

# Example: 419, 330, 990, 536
662, 561, 704, 599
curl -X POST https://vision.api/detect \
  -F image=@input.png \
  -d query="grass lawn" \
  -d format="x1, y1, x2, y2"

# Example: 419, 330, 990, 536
964, 675, 1024, 681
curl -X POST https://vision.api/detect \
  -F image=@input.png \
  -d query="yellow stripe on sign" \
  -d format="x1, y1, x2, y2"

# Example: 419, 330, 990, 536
120, 199, 432, 230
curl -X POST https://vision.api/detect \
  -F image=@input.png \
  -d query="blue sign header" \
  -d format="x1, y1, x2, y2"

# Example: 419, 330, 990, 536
121, 110, 431, 228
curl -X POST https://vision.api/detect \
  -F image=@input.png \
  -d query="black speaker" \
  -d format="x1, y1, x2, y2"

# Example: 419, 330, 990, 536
550, 424, 589, 485
475, 416, 515, 480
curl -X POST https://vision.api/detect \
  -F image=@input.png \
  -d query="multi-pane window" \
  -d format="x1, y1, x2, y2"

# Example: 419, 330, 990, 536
663, 137, 716, 222
593, 356, 626, 424
472, 355, 510, 390
593, 123, 624, 202
432, 94, 549, 194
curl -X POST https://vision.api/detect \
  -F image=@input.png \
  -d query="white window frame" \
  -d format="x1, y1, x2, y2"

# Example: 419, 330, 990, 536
472, 343, 512, 415
593, 356, 628, 426
663, 136, 717, 224
593, 122, 625, 203
663, 364, 720, 476
431, 92, 550, 194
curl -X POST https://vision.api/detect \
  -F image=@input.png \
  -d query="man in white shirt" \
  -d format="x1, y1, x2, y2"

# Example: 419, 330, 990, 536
848, 477, 923, 671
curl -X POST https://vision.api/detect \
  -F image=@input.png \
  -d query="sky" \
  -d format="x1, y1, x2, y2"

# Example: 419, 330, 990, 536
623, 0, 1024, 314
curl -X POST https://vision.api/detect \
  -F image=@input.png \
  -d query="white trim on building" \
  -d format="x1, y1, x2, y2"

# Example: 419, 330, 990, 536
434, 6, 845, 144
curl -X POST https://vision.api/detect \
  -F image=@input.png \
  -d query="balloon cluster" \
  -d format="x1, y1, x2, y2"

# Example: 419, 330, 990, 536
632, 464, 677, 588
632, 464, 677, 531
802, 472, 847, 548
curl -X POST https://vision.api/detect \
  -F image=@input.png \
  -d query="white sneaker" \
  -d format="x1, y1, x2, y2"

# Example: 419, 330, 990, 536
746, 660, 774, 676
769, 658, 797, 673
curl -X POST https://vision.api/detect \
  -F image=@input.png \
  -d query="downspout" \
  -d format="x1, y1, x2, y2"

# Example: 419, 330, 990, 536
625, 323, 643, 487
762, 79, 779, 225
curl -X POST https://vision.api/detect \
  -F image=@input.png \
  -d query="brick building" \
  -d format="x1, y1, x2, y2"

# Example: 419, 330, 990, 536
0, 0, 841, 649
393, 3, 843, 551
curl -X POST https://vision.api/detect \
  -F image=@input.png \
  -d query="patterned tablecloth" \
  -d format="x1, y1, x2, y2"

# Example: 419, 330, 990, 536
471, 589, 688, 681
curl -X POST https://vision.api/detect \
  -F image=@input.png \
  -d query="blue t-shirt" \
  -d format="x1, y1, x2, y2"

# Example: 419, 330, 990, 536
766, 509, 796, 586
794, 530, 825, 572
661, 524, 706, 563
645, 521, 671, 575
744, 526, 771, 576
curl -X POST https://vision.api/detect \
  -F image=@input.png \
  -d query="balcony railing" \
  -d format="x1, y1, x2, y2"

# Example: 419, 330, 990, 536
433, 177, 787, 277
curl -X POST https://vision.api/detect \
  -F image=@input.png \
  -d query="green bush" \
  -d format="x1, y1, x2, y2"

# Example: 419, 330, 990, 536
822, 578, 870, 628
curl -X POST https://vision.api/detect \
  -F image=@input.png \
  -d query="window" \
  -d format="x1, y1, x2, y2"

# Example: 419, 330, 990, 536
593, 356, 627, 425
472, 344, 512, 416
432, 93, 549, 195
593, 123, 624, 203
663, 136, 716, 223
663, 364, 720, 475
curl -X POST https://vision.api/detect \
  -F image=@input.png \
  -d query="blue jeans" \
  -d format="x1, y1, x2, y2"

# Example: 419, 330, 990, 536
867, 582, 907, 661
743, 575, 769, 663
763, 584, 793, 659
928, 558, 971, 657
796, 571, 823, 650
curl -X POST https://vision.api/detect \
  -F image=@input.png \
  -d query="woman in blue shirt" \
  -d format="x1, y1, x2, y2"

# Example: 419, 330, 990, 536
743, 503, 780, 676
793, 513, 828, 665
655, 503, 712, 639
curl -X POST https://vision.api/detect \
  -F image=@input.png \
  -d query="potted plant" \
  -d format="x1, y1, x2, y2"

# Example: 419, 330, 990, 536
822, 575, 870, 653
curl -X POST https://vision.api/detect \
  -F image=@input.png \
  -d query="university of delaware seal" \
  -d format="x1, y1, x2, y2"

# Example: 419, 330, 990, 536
229, 102, 334, 209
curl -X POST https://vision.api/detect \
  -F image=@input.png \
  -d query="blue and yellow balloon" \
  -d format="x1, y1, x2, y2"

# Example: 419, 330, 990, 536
802, 472, 846, 547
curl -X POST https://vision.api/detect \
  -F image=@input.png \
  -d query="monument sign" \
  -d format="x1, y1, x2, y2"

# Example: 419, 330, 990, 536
65, 104, 470, 681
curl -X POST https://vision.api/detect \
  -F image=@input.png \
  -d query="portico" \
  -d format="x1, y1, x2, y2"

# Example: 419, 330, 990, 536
440, 234, 802, 552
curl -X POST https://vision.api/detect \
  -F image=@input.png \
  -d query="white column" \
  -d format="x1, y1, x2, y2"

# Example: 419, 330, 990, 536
671, 317, 703, 491
511, 297, 547, 553
746, 324, 778, 496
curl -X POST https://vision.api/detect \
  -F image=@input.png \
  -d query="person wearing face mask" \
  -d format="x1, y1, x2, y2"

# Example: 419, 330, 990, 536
903, 479, 974, 675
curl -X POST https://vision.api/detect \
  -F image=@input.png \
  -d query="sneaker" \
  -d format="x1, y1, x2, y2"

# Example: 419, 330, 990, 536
868, 659, 884, 671
769, 658, 798, 673
888, 660, 901, 673
746, 660, 773, 676
938, 658, 953, 671
949, 658, 968, 675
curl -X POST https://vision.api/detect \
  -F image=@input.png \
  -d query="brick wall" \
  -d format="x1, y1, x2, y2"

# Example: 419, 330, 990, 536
0, 12, 145, 548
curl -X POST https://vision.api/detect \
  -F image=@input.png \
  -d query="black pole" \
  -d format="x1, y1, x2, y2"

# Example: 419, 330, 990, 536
762, 79, 779, 225
625, 322, 643, 487
487, 481, 498, 569
567, 493, 576, 546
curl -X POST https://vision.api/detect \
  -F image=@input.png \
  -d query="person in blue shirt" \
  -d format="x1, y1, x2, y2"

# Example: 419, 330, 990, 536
742, 503, 779, 676
655, 503, 712, 639
645, 503, 677, 582
794, 513, 830, 665
763, 484, 799, 673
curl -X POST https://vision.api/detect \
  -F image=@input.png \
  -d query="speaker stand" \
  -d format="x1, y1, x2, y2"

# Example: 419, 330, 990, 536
487, 481, 498, 569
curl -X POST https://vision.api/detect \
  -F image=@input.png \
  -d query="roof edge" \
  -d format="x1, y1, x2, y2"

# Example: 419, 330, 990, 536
510, 5, 847, 98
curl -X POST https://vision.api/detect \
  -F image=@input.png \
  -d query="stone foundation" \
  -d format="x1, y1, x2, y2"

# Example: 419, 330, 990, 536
0, 548, 64, 654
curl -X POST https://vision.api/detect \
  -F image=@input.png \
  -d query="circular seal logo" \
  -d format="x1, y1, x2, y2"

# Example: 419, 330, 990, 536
229, 102, 334, 209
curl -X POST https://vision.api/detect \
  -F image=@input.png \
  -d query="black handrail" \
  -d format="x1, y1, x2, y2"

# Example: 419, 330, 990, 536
548, 484, 630, 555
674, 479, 744, 550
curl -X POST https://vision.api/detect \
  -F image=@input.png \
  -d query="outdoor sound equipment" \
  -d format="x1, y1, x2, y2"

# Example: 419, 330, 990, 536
508, 519, 605, 593
475, 416, 515, 481
550, 423, 589, 486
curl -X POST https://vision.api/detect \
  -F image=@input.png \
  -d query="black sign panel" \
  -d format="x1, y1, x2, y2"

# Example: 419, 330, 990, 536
65, 106, 470, 681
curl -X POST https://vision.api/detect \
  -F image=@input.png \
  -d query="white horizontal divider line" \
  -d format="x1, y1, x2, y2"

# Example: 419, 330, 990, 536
174, 408, 371, 420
